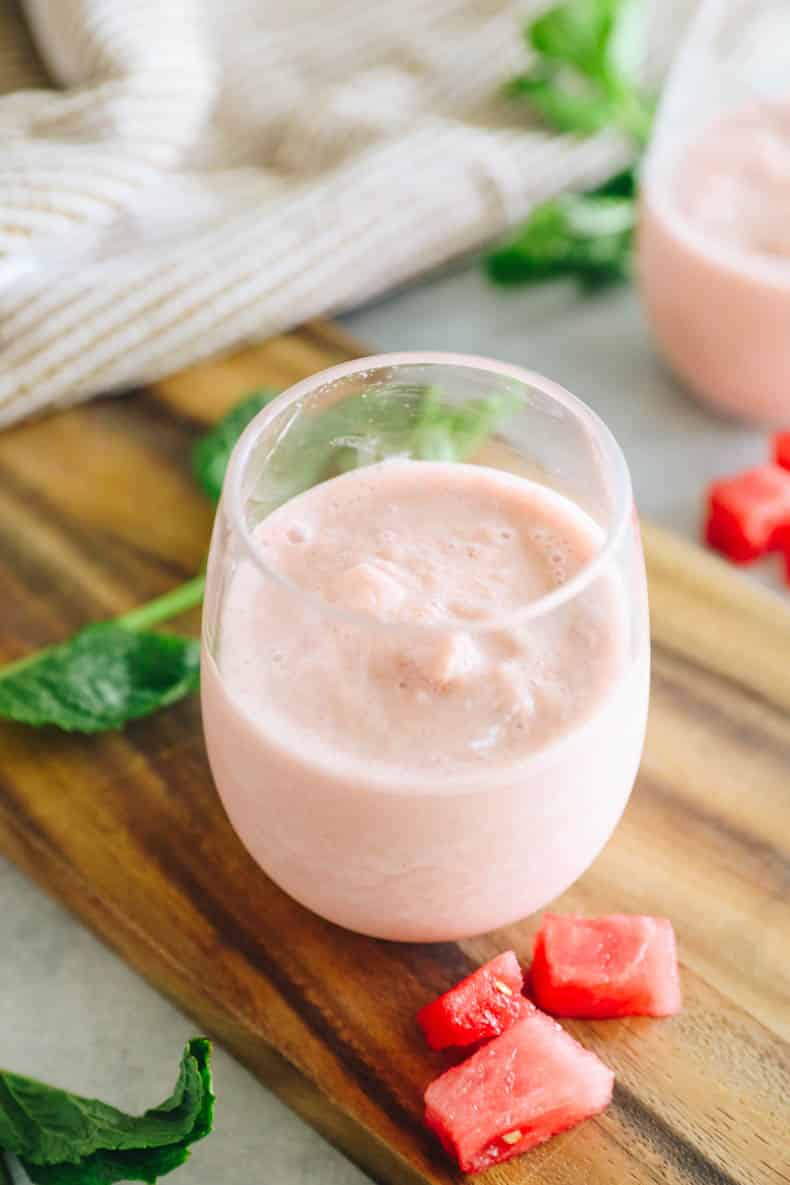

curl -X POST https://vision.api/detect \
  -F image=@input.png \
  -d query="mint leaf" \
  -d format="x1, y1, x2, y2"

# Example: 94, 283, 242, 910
505, 0, 652, 144
25, 1144, 191, 1185
198, 383, 519, 515
0, 1040, 213, 1185
192, 389, 278, 503
589, 166, 637, 198
487, 192, 634, 286
529, 0, 644, 91
0, 624, 200, 733
412, 388, 519, 462
505, 73, 616, 134
491, 0, 649, 288
604, 0, 643, 85
22, 1039, 213, 1184
528, 0, 622, 81
253, 384, 518, 513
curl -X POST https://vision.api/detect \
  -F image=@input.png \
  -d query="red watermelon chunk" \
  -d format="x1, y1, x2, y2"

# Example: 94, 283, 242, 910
417, 951, 525, 1050
424, 1008, 613, 1173
704, 465, 790, 563
774, 432, 790, 472
531, 913, 682, 1019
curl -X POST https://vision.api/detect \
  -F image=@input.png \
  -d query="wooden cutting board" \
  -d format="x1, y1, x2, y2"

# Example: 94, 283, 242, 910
0, 321, 788, 1185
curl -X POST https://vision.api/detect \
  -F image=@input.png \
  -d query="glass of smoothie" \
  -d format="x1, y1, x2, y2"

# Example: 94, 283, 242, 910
639, 0, 790, 422
201, 354, 650, 941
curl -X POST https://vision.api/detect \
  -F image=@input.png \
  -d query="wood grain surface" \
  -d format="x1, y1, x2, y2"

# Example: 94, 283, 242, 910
0, 322, 788, 1185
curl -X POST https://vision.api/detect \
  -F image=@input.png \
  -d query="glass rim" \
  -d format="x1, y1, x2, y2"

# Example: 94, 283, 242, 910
221, 351, 634, 635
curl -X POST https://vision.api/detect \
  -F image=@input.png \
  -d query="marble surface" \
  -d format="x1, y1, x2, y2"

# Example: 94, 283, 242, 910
0, 264, 784, 1185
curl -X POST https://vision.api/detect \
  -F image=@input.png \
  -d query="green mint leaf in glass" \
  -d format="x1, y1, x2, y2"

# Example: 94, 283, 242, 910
200, 381, 518, 511
486, 192, 634, 286
412, 389, 520, 463
0, 1040, 213, 1185
251, 384, 519, 512
192, 388, 279, 503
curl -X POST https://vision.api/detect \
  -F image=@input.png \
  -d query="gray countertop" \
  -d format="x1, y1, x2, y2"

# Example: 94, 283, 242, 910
1, 264, 784, 1185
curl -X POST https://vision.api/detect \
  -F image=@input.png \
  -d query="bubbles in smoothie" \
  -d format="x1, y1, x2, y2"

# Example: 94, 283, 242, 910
528, 523, 576, 587
286, 522, 311, 544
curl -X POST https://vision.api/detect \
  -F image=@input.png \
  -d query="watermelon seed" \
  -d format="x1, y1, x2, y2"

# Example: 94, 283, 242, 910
502, 1130, 522, 1145
493, 979, 513, 995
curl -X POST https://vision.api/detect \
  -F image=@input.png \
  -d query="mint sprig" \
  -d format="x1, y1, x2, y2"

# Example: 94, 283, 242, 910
508, 0, 652, 144
0, 1039, 213, 1185
0, 578, 205, 734
487, 191, 635, 286
490, 0, 652, 288
262, 384, 518, 504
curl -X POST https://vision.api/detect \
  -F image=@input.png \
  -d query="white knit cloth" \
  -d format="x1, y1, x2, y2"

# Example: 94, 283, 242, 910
0, 0, 691, 425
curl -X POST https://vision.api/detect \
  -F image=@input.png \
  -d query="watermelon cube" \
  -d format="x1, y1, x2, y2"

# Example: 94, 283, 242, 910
424, 1008, 613, 1173
704, 465, 790, 563
417, 951, 525, 1050
774, 432, 790, 472
531, 913, 682, 1019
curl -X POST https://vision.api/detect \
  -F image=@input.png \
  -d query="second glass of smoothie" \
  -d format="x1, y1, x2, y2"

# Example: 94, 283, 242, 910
201, 354, 649, 941
639, 0, 790, 421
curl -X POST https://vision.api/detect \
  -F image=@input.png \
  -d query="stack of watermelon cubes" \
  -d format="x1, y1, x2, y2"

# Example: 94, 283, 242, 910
704, 432, 790, 582
419, 913, 681, 1174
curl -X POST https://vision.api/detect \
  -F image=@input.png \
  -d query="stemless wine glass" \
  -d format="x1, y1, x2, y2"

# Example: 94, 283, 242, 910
201, 353, 649, 942
639, 0, 790, 421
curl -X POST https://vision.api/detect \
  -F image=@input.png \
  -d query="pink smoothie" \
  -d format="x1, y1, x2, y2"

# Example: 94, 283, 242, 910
202, 460, 648, 940
639, 100, 790, 422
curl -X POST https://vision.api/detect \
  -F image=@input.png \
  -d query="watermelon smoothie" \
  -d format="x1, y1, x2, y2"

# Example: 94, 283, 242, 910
201, 355, 649, 941
640, 99, 790, 421
638, 0, 790, 421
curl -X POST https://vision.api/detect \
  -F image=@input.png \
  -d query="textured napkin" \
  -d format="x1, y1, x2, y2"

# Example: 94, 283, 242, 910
0, 0, 691, 425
